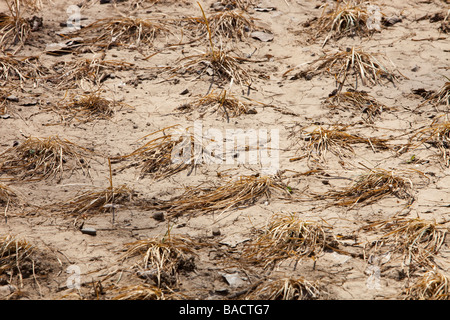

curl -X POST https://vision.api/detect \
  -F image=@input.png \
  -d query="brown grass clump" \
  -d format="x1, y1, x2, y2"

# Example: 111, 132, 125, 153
289, 124, 389, 163
288, 47, 400, 93
0, 234, 34, 276
172, 44, 252, 86
49, 58, 134, 89
147, 175, 292, 217
244, 277, 321, 300
112, 125, 201, 180
362, 218, 446, 265
407, 118, 450, 167
0, 0, 31, 52
418, 81, 450, 110
308, 0, 383, 46
315, 168, 423, 207
0, 54, 48, 85
73, 17, 171, 49
172, 4, 252, 86
182, 90, 255, 121
112, 284, 165, 300
242, 213, 330, 269
47, 91, 133, 124
0, 135, 94, 182
189, 9, 257, 40
403, 269, 450, 300
60, 184, 135, 215
121, 236, 196, 287
325, 89, 392, 123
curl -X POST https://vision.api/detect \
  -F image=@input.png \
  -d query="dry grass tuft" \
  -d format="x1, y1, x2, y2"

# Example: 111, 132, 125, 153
0, 54, 48, 85
404, 269, 450, 300
189, 9, 257, 40
314, 168, 423, 207
244, 277, 321, 300
73, 17, 171, 49
0, 234, 34, 276
112, 284, 164, 300
0, 135, 94, 182
171, 4, 252, 86
309, 0, 383, 46
418, 81, 450, 110
325, 89, 392, 123
0, 0, 31, 52
46, 90, 133, 124
182, 90, 255, 121
288, 47, 400, 93
49, 58, 134, 89
60, 184, 135, 215
242, 213, 330, 268
172, 44, 252, 86
289, 124, 389, 163
112, 125, 201, 180
146, 175, 292, 217
407, 117, 450, 167
362, 217, 446, 265
122, 236, 196, 287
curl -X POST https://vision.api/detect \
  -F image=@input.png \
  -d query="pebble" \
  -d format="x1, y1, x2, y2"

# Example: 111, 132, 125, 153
152, 212, 165, 221
212, 227, 221, 236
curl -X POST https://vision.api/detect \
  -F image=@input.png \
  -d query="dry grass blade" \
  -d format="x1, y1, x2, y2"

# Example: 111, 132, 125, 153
0, 234, 34, 276
0, 135, 94, 182
404, 269, 450, 300
325, 89, 392, 123
49, 58, 134, 89
309, 0, 382, 46
0, 54, 48, 85
408, 118, 450, 167
122, 236, 195, 287
46, 90, 133, 123
181, 90, 254, 121
147, 175, 291, 217
60, 184, 134, 215
242, 213, 330, 268
112, 125, 201, 180
244, 277, 320, 300
73, 17, 171, 49
289, 124, 389, 163
315, 168, 422, 207
112, 284, 164, 300
362, 218, 446, 264
290, 47, 400, 93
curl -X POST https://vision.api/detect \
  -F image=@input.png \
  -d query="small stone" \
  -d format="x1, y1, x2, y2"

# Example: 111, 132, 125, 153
152, 212, 165, 221
212, 227, 221, 236
81, 228, 97, 236
6, 95, 19, 102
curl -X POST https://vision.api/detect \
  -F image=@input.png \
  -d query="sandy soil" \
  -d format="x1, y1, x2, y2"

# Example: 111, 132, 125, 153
0, 0, 449, 300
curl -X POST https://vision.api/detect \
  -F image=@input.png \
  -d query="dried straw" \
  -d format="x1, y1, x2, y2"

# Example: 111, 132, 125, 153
314, 168, 423, 207
244, 277, 321, 300
0, 135, 94, 182
146, 175, 291, 217
242, 213, 330, 268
